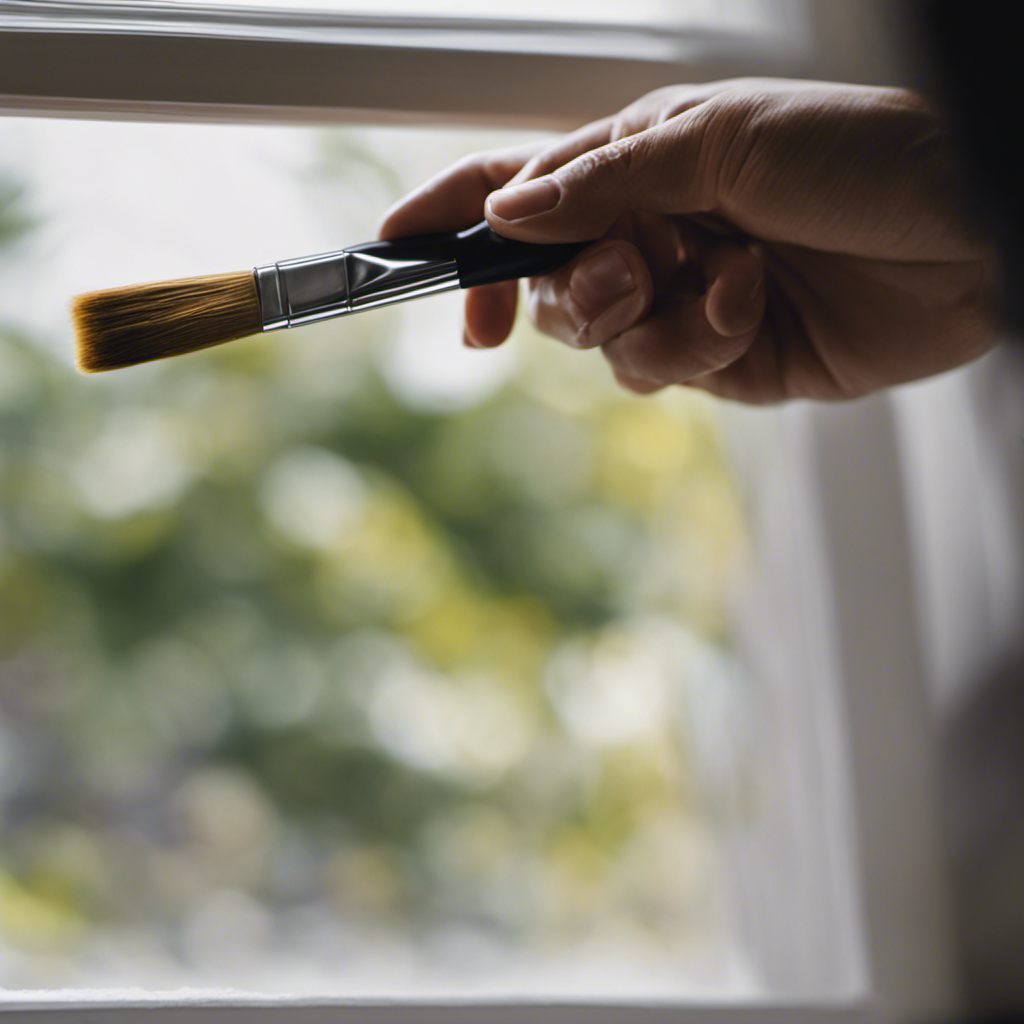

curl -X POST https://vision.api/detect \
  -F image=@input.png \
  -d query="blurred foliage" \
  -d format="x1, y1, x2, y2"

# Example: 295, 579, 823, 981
0, 174, 34, 249
0, 136, 750, 989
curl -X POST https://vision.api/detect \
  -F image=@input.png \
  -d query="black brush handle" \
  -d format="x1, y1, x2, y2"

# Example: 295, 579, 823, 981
452, 222, 589, 287
347, 221, 590, 288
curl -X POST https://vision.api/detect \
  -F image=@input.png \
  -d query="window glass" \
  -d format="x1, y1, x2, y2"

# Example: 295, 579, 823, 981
0, 117, 793, 1000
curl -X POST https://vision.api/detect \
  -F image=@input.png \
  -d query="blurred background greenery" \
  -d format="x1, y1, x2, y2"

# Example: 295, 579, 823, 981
0, 123, 752, 996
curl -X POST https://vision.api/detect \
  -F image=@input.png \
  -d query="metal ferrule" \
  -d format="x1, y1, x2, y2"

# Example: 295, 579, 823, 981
254, 249, 460, 331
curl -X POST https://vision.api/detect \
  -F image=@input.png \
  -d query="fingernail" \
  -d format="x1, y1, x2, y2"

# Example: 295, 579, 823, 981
487, 178, 561, 221
568, 248, 636, 334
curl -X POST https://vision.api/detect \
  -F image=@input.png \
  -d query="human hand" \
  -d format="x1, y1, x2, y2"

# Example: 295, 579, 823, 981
379, 79, 998, 403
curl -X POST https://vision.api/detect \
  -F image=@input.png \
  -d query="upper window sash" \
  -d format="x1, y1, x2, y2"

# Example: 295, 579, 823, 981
0, 0, 810, 126
3, 0, 808, 58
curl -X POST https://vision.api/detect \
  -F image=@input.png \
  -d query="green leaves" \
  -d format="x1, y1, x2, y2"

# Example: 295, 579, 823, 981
0, 129, 751, 981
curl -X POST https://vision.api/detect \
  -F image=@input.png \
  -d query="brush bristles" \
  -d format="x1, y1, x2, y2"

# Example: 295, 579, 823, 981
72, 271, 263, 373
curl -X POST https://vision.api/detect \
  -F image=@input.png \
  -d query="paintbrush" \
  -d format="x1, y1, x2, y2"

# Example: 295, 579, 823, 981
72, 222, 587, 373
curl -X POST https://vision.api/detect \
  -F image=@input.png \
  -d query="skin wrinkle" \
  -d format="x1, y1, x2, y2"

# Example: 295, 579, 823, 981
768, 246, 992, 398
710, 97, 770, 214
718, 88, 959, 261
670, 108, 720, 217
763, 264, 845, 401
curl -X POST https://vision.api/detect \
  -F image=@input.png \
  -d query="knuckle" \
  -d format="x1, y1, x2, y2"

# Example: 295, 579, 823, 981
522, 151, 560, 181
609, 115, 633, 144
628, 336, 680, 384
460, 149, 502, 175
463, 152, 506, 191
525, 278, 568, 338
573, 134, 647, 189
602, 335, 656, 383
477, 151, 514, 180
675, 93, 762, 205
473, 142, 538, 186
607, 135, 644, 177
605, 326, 747, 387
595, 139, 624, 176
602, 327, 671, 382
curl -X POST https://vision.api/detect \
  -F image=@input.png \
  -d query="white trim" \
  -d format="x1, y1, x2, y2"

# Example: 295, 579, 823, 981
892, 347, 1024, 717
720, 394, 967, 1022
0, 998, 873, 1023
0, 1, 808, 127
0, 39, 802, 129
2, 0, 795, 59
716, 405, 868, 1001
807, 395, 963, 1022
0, 95, 585, 130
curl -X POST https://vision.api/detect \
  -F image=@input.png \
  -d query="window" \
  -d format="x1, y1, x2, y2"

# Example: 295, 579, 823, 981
0, 3, 964, 1022
1, 0, 808, 126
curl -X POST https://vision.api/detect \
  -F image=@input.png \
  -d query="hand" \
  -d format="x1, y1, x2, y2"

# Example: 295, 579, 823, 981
379, 79, 999, 403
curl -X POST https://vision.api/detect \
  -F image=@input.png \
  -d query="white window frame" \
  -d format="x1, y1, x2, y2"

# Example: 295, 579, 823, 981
0, 3, 964, 1022
1, 0, 811, 128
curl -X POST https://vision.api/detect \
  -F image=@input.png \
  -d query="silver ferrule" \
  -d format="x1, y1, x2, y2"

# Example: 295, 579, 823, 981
254, 249, 460, 331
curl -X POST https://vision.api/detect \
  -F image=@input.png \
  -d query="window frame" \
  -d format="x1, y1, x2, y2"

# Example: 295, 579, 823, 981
0, 1002, 875, 1023
0, 4, 963, 1021
1, 0, 808, 128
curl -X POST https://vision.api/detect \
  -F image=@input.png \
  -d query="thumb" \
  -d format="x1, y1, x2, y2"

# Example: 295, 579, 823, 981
484, 114, 715, 242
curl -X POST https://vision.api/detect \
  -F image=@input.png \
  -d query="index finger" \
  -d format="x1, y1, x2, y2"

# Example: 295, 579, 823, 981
377, 143, 541, 241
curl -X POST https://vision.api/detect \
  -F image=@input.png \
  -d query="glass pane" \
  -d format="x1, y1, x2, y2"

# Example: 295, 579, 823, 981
0, 117, 835, 1001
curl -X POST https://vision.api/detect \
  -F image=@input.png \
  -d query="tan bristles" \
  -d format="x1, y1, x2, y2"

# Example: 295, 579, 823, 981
72, 271, 263, 373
